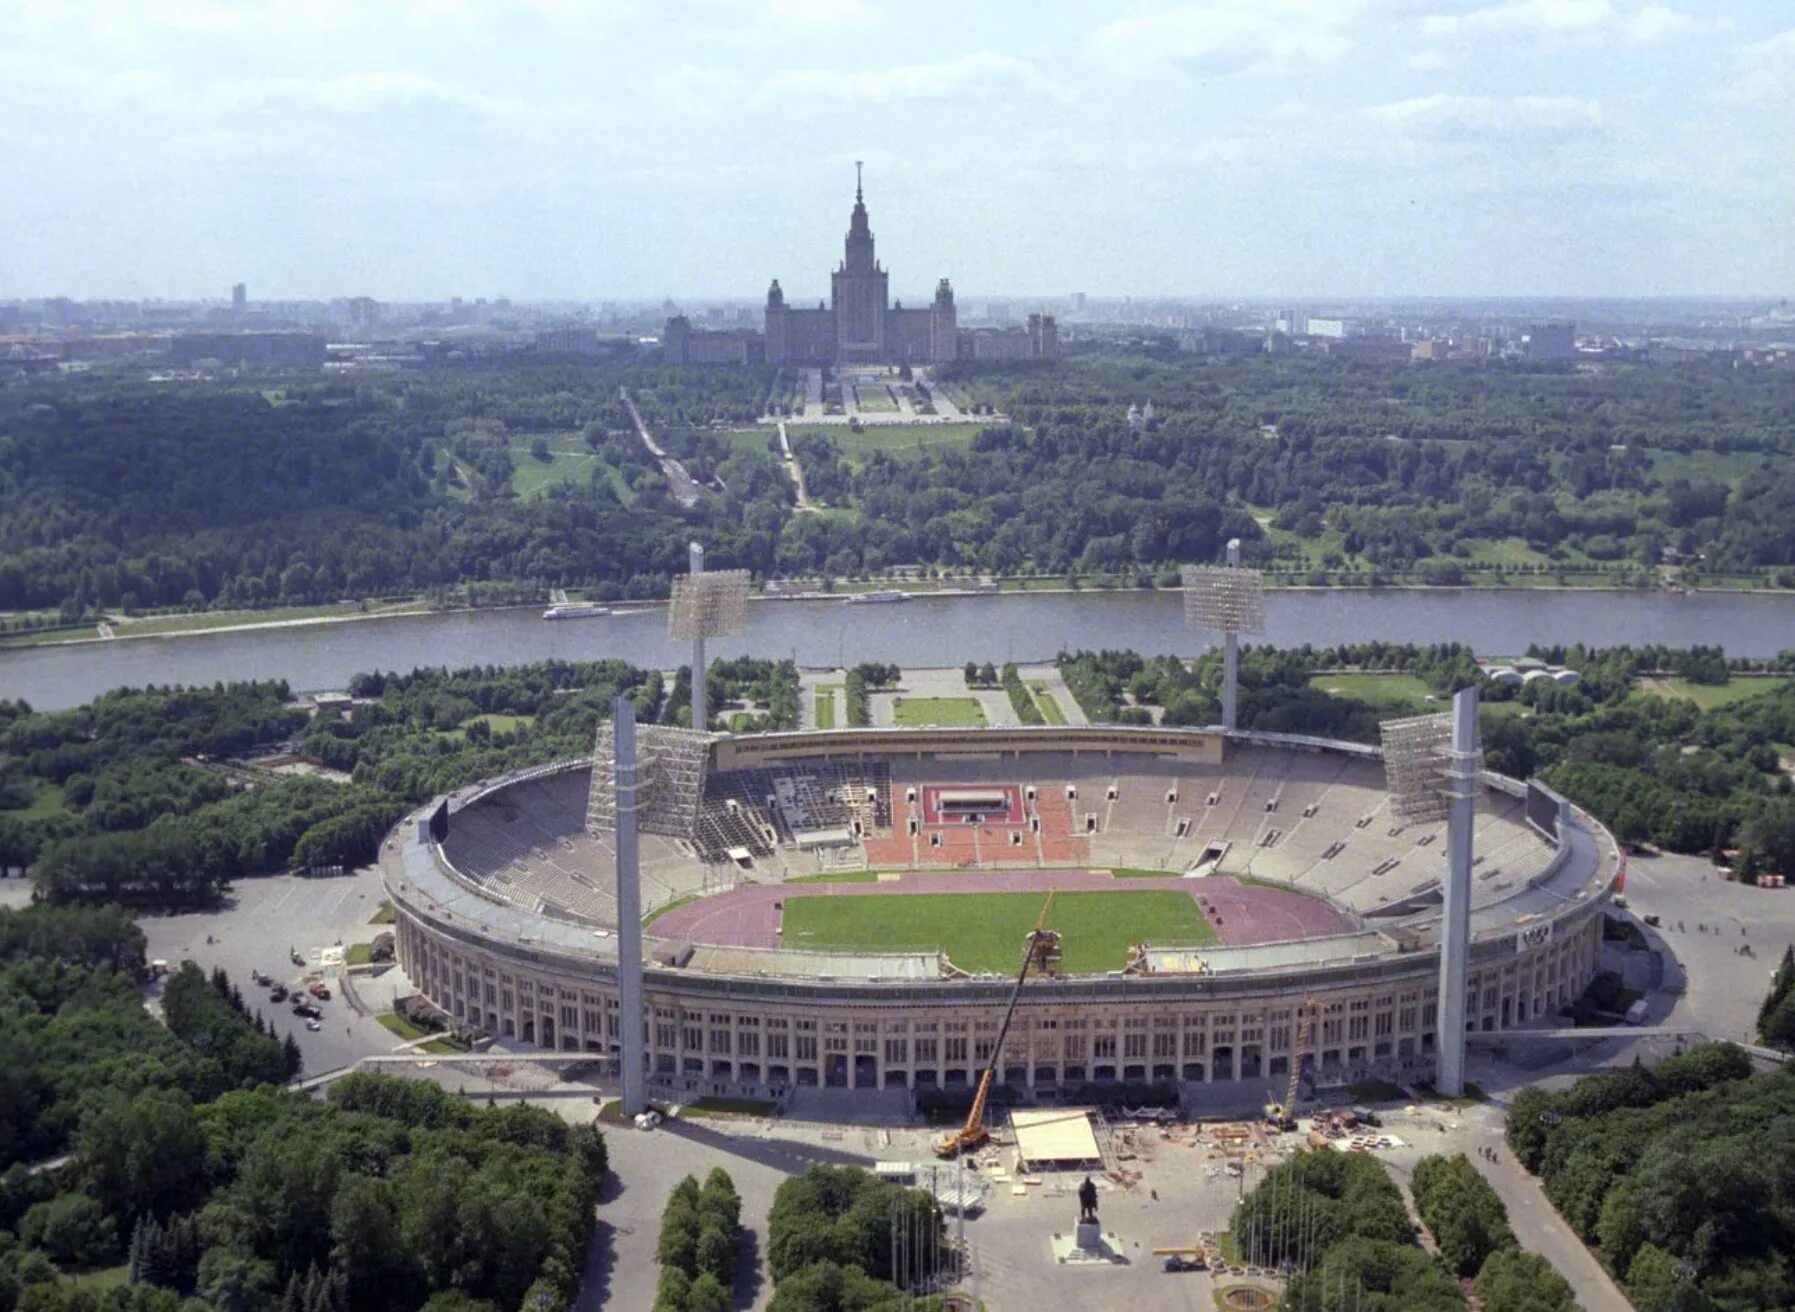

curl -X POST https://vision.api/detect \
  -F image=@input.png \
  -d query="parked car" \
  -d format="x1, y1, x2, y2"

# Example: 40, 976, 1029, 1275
305, 1018, 323, 1032
1161, 1255, 1205, 1273
269, 985, 288, 1002
292, 1001, 321, 1019
309, 983, 331, 1000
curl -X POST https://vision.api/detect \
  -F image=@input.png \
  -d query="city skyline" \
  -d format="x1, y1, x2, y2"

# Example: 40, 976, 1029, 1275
3, 0, 1793, 301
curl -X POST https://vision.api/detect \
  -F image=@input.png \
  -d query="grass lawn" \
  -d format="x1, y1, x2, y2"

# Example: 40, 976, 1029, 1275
1635, 675, 1786, 709
783, 422, 987, 467
0, 624, 100, 648
1029, 683, 1069, 725
853, 383, 898, 413
376, 1011, 430, 1042
508, 433, 596, 495
784, 871, 882, 884
779, 889, 1214, 973
113, 599, 427, 638
1309, 672, 1439, 716
1, 779, 66, 821
1346, 1078, 1407, 1103
893, 697, 987, 728
372, 901, 396, 925
1110, 867, 1182, 879
680, 1096, 780, 1119
462, 712, 536, 736
814, 687, 837, 728
65, 1266, 129, 1292
346, 943, 373, 967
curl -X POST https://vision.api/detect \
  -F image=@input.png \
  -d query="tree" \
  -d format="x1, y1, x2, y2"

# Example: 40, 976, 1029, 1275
977, 662, 997, 687
686, 1271, 731, 1312
76, 1087, 206, 1226
195, 1248, 279, 1312
1474, 1249, 1577, 1312
696, 1216, 735, 1286
20, 1191, 118, 1267
962, 661, 978, 686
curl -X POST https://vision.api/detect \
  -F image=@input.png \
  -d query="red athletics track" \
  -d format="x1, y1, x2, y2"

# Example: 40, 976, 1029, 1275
650, 870, 1357, 952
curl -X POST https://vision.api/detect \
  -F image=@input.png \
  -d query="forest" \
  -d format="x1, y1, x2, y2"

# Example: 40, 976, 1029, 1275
0, 907, 606, 1312
0, 656, 798, 909
5, 350, 1794, 628
1505, 1044, 1788, 1312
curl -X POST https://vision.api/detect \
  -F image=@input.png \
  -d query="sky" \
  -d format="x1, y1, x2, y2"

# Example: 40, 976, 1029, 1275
2, 0, 1792, 302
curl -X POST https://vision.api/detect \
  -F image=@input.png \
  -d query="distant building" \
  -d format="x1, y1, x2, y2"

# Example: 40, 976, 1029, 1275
168, 332, 326, 369
1410, 338, 1446, 360
667, 166, 1055, 368
533, 326, 602, 356
1523, 322, 1575, 360
231, 282, 247, 313
662, 316, 764, 366
1306, 317, 1357, 339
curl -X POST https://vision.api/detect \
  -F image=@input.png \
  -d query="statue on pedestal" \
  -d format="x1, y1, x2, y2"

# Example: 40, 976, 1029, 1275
1077, 1175, 1099, 1223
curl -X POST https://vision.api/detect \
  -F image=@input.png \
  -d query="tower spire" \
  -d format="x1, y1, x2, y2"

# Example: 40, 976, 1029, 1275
855, 159, 863, 202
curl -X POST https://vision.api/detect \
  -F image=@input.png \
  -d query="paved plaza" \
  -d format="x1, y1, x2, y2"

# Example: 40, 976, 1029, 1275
136, 867, 417, 1080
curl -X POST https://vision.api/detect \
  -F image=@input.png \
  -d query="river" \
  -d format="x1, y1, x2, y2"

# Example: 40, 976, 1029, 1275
3, 589, 1792, 712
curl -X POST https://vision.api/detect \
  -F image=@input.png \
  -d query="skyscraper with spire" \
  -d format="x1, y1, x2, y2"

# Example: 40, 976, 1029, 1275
762, 165, 959, 367
830, 162, 889, 361
664, 166, 1056, 367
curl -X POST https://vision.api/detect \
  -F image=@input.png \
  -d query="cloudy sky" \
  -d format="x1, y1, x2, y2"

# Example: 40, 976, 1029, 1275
2, 0, 1791, 301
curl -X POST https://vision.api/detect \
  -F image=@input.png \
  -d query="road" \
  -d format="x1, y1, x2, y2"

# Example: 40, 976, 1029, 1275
1371, 1101, 1632, 1311
619, 387, 703, 507
777, 421, 816, 511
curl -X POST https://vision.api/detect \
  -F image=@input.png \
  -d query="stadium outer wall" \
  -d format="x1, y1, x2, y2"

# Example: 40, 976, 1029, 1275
382, 725, 1618, 1101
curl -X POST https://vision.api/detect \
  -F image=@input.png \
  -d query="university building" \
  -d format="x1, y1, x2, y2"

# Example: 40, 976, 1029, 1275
663, 168, 1057, 368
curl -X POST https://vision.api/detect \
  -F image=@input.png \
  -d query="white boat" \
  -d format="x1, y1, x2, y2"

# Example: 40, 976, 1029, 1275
844, 590, 910, 605
541, 602, 612, 620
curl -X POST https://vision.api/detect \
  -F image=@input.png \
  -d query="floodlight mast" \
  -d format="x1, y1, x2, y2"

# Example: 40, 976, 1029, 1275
666, 544, 749, 733
1223, 538, 1241, 731
1376, 690, 1481, 1096
689, 542, 707, 734
612, 696, 647, 1118
1181, 538, 1265, 732
1436, 687, 1481, 1098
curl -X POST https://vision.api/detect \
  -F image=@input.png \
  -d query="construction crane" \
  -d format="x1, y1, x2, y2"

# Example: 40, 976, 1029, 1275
1264, 999, 1317, 1131
934, 893, 1061, 1159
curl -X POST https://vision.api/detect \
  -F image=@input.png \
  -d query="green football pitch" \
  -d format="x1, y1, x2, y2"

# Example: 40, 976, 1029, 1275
778, 889, 1216, 974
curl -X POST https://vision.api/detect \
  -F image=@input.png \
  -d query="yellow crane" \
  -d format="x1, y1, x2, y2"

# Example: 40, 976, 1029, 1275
1264, 999, 1317, 1131
934, 893, 1061, 1159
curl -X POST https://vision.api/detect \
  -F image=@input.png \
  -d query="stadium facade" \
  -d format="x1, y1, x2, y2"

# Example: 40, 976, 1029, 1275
383, 724, 1617, 1100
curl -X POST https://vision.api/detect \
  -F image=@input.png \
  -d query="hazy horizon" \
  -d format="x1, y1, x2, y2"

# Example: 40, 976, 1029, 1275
4, 0, 1792, 303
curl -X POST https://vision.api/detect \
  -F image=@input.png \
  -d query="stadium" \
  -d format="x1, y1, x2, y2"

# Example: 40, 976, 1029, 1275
382, 721, 1620, 1102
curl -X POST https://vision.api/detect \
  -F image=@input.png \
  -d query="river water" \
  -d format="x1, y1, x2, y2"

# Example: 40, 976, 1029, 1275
3, 589, 1792, 712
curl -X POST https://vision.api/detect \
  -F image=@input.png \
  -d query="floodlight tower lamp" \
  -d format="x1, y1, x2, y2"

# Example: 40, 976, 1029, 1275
1181, 538, 1265, 732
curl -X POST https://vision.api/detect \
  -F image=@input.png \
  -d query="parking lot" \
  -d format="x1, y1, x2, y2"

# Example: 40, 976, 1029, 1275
137, 866, 412, 1079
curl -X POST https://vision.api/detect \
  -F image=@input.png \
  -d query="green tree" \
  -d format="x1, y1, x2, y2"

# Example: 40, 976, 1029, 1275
686, 1270, 731, 1312
19, 1192, 118, 1267
76, 1088, 206, 1226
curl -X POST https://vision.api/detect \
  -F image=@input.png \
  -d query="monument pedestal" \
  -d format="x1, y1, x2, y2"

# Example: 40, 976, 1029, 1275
1051, 1221, 1125, 1266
